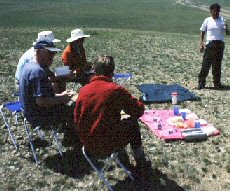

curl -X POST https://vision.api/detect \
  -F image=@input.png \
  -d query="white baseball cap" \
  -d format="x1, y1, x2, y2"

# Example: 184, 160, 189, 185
33, 31, 61, 45
66, 29, 90, 42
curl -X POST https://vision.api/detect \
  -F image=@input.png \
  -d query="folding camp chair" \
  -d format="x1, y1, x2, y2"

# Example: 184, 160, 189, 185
82, 146, 134, 191
113, 73, 133, 87
0, 101, 23, 150
23, 117, 63, 165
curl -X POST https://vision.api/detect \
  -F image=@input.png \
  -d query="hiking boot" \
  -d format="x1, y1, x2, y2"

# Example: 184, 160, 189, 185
118, 150, 133, 169
132, 158, 152, 184
214, 83, 225, 89
197, 83, 205, 90
136, 158, 152, 169
135, 158, 152, 176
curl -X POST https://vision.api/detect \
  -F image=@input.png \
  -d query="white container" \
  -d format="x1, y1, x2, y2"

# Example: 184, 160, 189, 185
171, 92, 178, 105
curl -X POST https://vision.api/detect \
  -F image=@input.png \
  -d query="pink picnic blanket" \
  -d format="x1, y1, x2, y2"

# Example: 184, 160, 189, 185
139, 109, 220, 141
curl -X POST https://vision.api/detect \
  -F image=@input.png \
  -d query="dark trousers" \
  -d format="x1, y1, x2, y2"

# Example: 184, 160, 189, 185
85, 117, 143, 158
119, 117, 143, 150
198, 41, 225, 86
26, 103, 78, 143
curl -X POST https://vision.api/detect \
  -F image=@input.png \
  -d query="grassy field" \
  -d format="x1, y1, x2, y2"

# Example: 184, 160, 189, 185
0, 0, 207, 34
0, 0, 230, 190
193, 0, 230, 7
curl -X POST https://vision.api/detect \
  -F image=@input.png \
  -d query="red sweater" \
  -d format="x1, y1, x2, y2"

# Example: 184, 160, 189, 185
74, 76, 144, 156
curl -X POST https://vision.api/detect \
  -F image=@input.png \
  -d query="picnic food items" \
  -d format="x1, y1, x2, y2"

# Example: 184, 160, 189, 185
167, 116, 187, 128
175, 121, 187, 129
167, 116, 183, 125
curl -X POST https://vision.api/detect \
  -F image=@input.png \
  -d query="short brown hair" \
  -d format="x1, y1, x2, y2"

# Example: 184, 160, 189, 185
93, 55, 115, 76
210, 3, 221, 11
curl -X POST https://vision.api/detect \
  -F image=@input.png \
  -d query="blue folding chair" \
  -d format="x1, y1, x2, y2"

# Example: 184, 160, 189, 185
0, 101, 23, 150
113, 73, 133, 87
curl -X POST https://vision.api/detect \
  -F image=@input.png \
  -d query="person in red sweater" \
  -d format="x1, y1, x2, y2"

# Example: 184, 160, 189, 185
74, 55, 151, 169
62, 29, 93, 86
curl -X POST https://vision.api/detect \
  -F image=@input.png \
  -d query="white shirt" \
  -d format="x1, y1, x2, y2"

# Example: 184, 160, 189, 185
15, 47, 36, 80
200, 16, 225, 44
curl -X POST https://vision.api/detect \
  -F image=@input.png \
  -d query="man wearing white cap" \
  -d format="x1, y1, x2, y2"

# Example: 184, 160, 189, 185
62, 29, 93, 86
15, 31, 61, 90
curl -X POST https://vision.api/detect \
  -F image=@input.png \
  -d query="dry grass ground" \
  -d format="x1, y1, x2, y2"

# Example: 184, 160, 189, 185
0, 27, 230, 190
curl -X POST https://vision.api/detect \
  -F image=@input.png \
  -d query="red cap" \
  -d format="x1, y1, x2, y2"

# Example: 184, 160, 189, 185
172, 92, 178, 96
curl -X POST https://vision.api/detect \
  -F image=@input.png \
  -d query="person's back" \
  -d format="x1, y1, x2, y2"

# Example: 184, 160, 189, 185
75, 55, 151, 173
15, 47, 35, 81
75, 75, 144, 156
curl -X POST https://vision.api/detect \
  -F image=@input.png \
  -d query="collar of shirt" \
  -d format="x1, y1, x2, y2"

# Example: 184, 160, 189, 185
90, 75, 113, 83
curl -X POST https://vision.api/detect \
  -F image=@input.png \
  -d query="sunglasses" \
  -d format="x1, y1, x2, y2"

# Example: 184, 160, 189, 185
42, 49, 57, 55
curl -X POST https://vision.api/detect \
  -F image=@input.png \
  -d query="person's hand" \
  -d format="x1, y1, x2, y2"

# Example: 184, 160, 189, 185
60, 90, 74, 104
199, 43, 205, 53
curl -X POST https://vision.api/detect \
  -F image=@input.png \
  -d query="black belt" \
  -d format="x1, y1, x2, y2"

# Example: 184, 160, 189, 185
211, 40, 223, 43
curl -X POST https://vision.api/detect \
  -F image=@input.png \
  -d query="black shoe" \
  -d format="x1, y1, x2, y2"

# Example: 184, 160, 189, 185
132, 159, 152, 182
118, 150, 133, 169
197, 83, 205, 90
214, 84, 225, 89
136, 158, 152, 169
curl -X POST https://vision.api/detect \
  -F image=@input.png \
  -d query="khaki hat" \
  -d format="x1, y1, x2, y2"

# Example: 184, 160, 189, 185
66, 29, 90, 42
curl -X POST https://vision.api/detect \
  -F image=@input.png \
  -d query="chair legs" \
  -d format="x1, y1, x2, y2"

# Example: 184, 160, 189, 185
23, 118, 40, 165
23, 118, 63, 165
114, 155, 134, 181
0, 106, 19, 150
50, 126, 63, 157
82, 146, 134, 191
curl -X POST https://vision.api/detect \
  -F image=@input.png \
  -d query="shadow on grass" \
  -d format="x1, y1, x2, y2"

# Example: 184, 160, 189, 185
43, 148, 184, 190
205, 85, 230, 91
43, 147, 92, 179
113, 168, 185, 191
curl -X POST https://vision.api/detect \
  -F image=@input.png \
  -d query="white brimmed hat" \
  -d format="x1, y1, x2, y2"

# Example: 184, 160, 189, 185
66, 29, 90, 42
34, 40, 61, 52
33, 31, 61, 45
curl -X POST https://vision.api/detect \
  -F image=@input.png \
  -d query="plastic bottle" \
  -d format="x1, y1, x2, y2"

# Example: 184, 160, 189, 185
172, 92, 178, 105
142, 93, 147, 101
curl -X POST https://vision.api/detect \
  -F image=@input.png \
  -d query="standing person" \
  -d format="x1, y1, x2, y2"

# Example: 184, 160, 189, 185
74, 55, 151, 172
198, 3, 229, 89
19, 40, 77, 144
62, 29, 93, 86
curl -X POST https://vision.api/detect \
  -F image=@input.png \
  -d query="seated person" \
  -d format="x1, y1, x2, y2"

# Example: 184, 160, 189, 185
19, 40, 77, 144
62, 29, 93, 86
74, 55, 151, 170
15, 31, 64, 93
